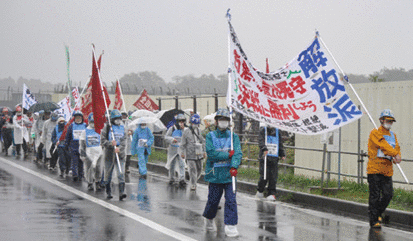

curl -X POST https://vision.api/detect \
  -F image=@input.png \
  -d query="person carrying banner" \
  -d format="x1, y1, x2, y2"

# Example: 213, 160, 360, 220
255, 123, 286, 201
202, 108, 242, 237
122, 111, 133, 174
51, 117, 70, 178
101, 110, 127, 200
41, 112, 59, 169
33, 110, 50, 163
164, 113, 187, 187
180, 114, 206, 191
80, 113, 103, 191
65, 111, 87, 181
367, 109, 401, 229
0, 108, 13, 156
13, 106, 31, 158
131, 118, 154, 178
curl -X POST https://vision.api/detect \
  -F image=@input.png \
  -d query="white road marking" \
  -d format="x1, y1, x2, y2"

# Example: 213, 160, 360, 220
0, 157, 197, 241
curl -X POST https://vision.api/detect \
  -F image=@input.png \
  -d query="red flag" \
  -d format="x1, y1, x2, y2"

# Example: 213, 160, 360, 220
133, 89, 159, 111
91, 51, 108, 134
58, 117, 74, 142
113, 80, 123, 110
266, 58, 269, 74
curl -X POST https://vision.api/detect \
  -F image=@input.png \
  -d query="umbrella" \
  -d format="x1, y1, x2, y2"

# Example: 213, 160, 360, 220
158, 109, 185, 129
203, 112, 216, 122
131, 109, 156, 118
130, 116, 166, 132
28, 102, 60, 113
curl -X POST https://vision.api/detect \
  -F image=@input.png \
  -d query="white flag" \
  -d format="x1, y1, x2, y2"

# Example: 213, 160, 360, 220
56, 96, 72, 121
22, 84, 37, 110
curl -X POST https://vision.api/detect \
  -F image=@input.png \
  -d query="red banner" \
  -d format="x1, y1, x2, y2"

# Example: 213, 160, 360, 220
113, 80, 123, 110
133, 89, 158, 111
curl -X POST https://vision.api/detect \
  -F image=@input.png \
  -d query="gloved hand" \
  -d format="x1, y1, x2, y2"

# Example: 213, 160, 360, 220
31, 133, 35, 138
230, 168, 237, 177
228, 150, 235, 158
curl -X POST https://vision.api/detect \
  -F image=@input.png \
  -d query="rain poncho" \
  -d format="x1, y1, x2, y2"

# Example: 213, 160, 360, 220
131, 125, 154, 175
41, 119, 58, 158
123, 119, 133, 156
13, 114, 31, 145
180, 126, 205, 160
80, 126, 103, 184
32, 118, 45, 149
204, 129, 242, 184
164, 125, 184, 169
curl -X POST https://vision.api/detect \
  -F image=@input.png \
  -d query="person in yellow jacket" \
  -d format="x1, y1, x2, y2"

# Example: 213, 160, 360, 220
367, 109, 401, 229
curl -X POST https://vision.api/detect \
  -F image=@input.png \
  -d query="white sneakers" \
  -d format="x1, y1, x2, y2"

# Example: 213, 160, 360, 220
204, 218, 217, 231
225, 225, 239, 237
266, 195, 276, 201
255, 191, 264, 199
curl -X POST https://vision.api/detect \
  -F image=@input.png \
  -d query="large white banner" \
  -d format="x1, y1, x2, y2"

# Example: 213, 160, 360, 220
55, 87, 80, 121
22, 84, 37, 110
227, 21, 362, 135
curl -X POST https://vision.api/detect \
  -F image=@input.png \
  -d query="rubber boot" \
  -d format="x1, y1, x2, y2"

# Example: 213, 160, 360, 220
106, 183, 113, 199
119, 183, 127, 201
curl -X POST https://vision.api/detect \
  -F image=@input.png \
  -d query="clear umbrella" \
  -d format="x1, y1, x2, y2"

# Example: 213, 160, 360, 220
131, 109, 156, 118
130, 116, 166, 132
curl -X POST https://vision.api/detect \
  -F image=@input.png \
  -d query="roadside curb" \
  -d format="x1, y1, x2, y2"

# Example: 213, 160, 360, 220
131, 160, 413, 230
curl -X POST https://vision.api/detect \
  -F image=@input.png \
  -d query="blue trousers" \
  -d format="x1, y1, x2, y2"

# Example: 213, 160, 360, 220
104, 154, 125, 184
71, 151, 83, 178
58, 146, 70, 174
137, 152, 148, 175
203, 182, 238, 225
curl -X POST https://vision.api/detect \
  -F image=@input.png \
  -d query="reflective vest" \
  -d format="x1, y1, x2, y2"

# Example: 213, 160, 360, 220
109, 124, 125, 146
377, 131, 396, 160
210, 130, 232, 168
72, 123, 86, 141
55, 125, 64, 147
265, 127, 279, 157
85, 128, 101, 148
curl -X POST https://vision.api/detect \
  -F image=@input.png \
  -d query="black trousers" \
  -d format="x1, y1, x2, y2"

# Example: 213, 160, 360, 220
368, 174, 393, 226
36, 143, 44, 161
16, 140, 28, 155
2, 129, 13, 152
49, 144, 59, 168
257, 157, 279, 195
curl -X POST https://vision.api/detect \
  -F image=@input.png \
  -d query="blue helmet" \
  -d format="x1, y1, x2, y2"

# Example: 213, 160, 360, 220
190, 114, 201, 124
176, 113, 186, 121
73, 110, 83, 117
214, 108, 230, 121
110, 109, 122, 120
88, 113, 94, 123
379, 109, 396, 121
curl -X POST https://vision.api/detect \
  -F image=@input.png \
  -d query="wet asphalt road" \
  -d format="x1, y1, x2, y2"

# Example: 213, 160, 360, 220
0, 154, 413, 241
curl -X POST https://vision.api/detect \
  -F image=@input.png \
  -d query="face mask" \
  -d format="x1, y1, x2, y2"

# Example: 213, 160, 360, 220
383, 123, 392, 130
218, 120, 229, 129
89, 123, 95, 128
58, 122, 65, 127
140, 124, 146, 129
114, 119, 121, 125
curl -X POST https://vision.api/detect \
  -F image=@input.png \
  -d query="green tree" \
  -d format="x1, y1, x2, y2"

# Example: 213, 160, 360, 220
368, 74, 385, 83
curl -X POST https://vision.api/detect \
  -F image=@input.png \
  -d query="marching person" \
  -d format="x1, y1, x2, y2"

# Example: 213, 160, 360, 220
13, 106, 31, 158
41, 112, 59, 169
26, 111, 34, 153
80, 113, 103, 191
122, 111, 133, 174
0, 108, 13, 156
202, 108, 242, 237
51, 117, 70, 178
131, 118, 154, 178
33, 110, 49, 163
367, 109, 401, 229
180, 114, 206, 191
255, 123, 286, 201
165, 113, 187, 187
101, 110, 127, 200
65, 111, 87, 181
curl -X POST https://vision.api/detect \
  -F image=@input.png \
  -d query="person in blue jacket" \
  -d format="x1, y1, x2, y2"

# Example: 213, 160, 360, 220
51, 117, 70, 178
131, 118, 154, 178
202, 108, 242, 237
65, 111, 87, 181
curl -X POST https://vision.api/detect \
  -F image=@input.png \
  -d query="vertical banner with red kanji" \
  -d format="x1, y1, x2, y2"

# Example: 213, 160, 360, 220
227, 21, 362, 135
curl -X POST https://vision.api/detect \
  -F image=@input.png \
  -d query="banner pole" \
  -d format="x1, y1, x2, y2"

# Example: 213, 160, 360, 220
264, 126, 267, 180
317, 33, 408, 184
92, 46, 123, 175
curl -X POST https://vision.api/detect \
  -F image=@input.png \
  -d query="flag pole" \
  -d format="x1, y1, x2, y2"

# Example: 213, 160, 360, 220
264, 126, 267, 180
317, 32, 409, 184
116, 76, 133, 141
92, 46, 123, 175
226, 9, 236, 194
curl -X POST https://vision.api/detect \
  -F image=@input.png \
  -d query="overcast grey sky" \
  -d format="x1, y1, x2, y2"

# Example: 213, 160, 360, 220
1, 0, 412, 86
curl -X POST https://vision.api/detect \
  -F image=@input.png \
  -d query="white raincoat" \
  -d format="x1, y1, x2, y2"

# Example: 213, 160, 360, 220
41, 119, 58, 158
79, 126, 103, 184
32, 118, 45, 149
164, 125, 185, 170
13, 114, 31, 144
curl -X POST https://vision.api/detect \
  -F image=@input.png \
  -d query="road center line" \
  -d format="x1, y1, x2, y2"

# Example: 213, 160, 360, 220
0, 157, 197, 241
